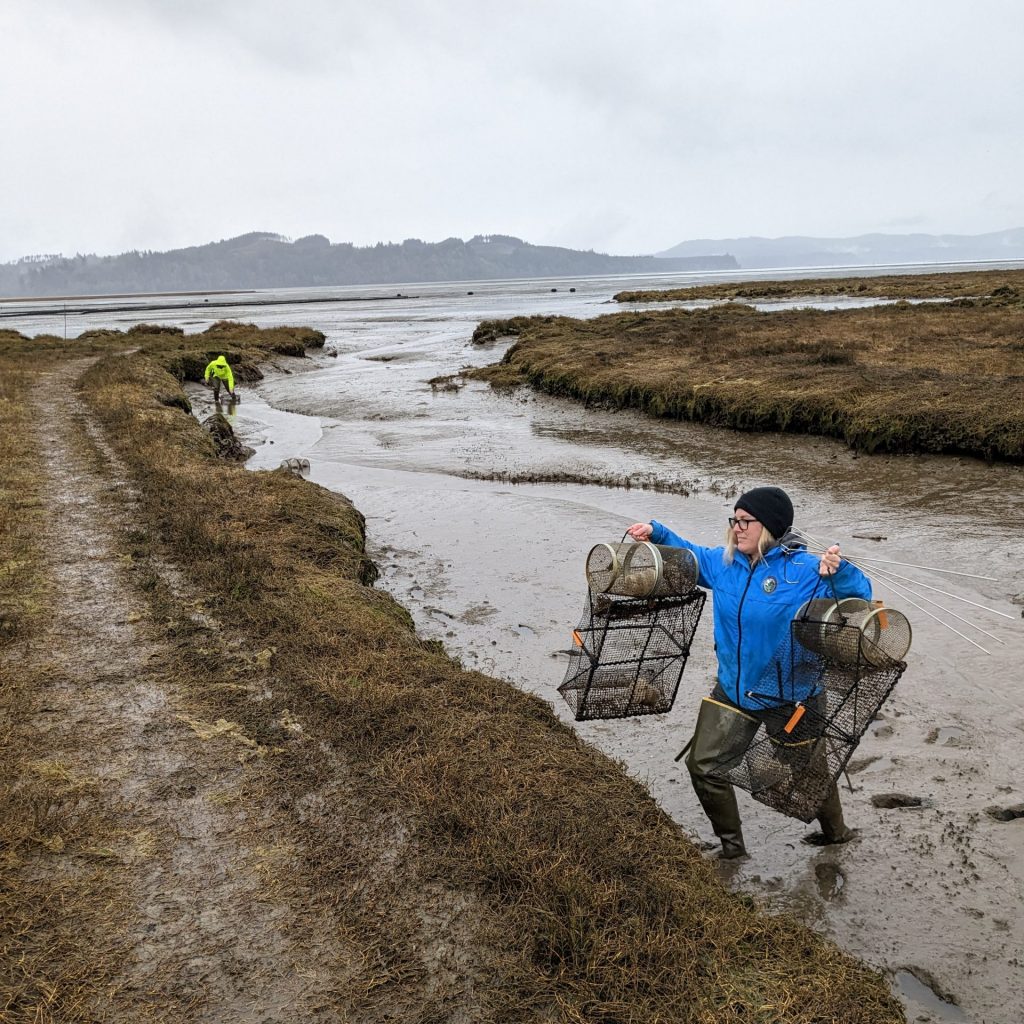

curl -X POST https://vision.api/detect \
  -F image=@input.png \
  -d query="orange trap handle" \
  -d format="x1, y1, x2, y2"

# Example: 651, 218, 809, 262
872, 599, 890, 629
783, 703, 806, 734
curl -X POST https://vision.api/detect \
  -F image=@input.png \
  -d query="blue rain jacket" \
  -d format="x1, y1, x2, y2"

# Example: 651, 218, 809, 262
649, 520, 872, 711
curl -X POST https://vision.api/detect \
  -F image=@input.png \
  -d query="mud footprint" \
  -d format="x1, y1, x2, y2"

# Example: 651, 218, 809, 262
871, 793, 927, 809
814, 861, 845, 901
984, 803, 1024, 822
846, 754, 883, 774
925, 725, 968, 747
893, 968, 968, 1023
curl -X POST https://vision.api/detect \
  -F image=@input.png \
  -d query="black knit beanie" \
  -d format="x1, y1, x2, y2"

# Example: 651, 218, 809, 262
734, 486, 794, 540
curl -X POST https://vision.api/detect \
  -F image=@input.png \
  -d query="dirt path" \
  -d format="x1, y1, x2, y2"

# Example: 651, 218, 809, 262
14, 361, 357, 1021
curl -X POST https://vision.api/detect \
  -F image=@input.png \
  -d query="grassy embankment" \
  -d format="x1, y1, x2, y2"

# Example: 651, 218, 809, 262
0, 340, 47, 642
0, 336, 68, 1013
614, 267, 1024, 303
469, 282, 1024, 461
0, 322, 331, 1020
0, 323, 905, 1021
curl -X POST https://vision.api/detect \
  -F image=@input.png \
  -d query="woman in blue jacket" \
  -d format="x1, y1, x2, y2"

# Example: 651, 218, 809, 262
628, 486, 871, 859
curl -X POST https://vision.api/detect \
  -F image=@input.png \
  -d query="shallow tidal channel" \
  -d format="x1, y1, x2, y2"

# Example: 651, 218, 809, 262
18, 272, 1023, 1023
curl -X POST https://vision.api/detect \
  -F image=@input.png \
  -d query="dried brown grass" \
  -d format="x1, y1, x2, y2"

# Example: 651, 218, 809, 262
0, 352, 45, 643
614, 267, 1024, 303
470, 299, 1024, 460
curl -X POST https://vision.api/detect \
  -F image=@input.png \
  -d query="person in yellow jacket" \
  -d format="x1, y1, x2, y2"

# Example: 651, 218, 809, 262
203, 355, 236, 401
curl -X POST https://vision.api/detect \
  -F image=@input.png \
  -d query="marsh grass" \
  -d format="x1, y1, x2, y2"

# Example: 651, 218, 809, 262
0, 322, 906, 1021
470, 299, 1024, 461
0, 353, 46, 643
614, 267, 1024, 303
0, 341, 141, 1023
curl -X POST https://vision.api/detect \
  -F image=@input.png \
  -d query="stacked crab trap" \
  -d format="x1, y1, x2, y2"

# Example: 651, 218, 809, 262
558, 540, 706, 721
710, 596, 912, 821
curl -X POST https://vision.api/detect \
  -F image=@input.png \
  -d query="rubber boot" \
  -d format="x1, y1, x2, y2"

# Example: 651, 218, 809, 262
802, 783, 856, 846
690, 762, 747, 858
685, 698, 759, 859
714, 813, 748, 860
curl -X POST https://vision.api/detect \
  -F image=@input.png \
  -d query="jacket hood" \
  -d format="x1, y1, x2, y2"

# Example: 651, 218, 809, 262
747, 531, 805, 564
776, 528, 806, 553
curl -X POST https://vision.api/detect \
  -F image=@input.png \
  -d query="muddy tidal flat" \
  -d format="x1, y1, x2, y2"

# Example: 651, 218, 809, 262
3, 265, 1024, 1023
1, 321, 907, 1024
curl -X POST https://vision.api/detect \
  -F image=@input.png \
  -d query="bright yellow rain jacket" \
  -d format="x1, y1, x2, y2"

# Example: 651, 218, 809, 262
203, 356, 234, 390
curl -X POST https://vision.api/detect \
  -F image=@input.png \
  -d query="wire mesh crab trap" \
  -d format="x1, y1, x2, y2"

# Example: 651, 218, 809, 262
710, 599, 911, 821
559, 541, 706, 721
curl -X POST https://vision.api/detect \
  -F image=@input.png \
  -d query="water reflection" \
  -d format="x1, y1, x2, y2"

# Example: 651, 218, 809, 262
894, 970, 970, 1023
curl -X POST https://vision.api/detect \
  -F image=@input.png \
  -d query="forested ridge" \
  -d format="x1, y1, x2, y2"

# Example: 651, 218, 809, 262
0, 232, 736, 297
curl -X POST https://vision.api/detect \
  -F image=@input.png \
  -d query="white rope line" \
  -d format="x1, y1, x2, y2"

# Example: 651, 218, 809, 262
791, 527, 996, 654
791, 528, 999, 582
852, 569, 991, 656
848, 559, 1015, 621
843, 556, 1005, 647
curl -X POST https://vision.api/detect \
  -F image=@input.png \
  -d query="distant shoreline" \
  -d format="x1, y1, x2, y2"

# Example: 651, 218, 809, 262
614, 267, 1024, 303
0, 288, 251, 304
5, 259, 1024, 324
0, 290, 420, 320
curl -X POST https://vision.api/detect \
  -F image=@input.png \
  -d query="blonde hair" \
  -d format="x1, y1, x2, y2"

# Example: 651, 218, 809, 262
723, 523, 777, 565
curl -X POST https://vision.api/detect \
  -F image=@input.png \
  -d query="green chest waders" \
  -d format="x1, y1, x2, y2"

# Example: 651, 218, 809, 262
684, 696, 760, 858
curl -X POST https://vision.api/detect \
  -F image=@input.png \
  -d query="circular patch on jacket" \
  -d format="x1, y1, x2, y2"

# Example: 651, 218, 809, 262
762, 576, 778, 594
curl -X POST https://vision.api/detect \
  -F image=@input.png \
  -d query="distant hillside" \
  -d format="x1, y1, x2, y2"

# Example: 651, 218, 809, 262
0, 233, 737, 298
657, 227, 1024, 269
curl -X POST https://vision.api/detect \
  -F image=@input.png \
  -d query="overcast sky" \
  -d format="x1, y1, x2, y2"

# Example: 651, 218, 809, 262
2, 1, 1022, 262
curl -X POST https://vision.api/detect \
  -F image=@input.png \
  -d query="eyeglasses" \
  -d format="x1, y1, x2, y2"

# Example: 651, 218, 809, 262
728, 516, 759, 531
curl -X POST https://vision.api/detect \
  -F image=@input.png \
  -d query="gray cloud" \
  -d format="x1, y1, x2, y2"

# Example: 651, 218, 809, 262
1, 0, 1022, 263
